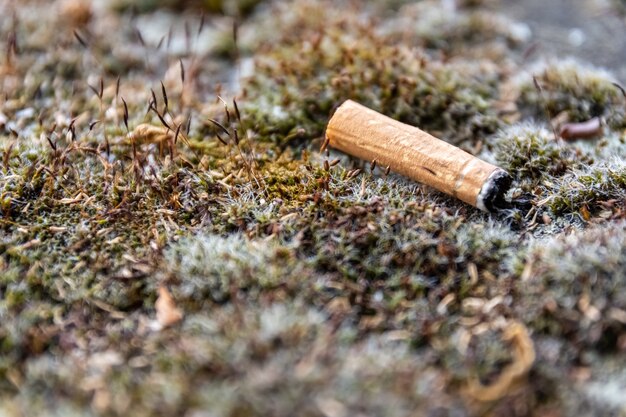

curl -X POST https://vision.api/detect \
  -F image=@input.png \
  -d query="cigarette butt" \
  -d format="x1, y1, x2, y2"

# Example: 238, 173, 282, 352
326, 100, 511, 212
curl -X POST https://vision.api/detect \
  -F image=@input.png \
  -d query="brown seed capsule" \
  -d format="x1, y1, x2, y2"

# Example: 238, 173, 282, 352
320, 136, 330, 153
347, 168, 362, 179
326, 100, 511, 211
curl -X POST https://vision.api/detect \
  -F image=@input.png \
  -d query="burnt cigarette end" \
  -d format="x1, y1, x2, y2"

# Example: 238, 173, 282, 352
326, 100, 514, 213
476, 169, 513, 212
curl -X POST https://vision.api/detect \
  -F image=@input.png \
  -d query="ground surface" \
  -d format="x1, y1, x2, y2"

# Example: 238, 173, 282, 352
1, 0, 626, 416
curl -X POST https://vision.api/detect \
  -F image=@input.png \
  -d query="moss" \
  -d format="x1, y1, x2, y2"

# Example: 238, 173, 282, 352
517, 223, 626, 352
516, 60, 626, 128
164, 234, 307, 305
3, 0, 626, 415
544, 161, 626, 215
492, 124, 591, 191
241, 1, 505, 147
490, 124, 626, 221
393, 5, 529, 58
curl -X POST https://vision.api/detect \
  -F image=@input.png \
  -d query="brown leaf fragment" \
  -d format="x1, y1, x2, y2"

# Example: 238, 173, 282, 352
155, 286, 183, 327
580, 205, 591, 221
559, 117, 602, 140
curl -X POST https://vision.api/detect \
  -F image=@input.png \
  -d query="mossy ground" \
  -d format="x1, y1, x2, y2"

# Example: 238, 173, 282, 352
2, 0, 626, 416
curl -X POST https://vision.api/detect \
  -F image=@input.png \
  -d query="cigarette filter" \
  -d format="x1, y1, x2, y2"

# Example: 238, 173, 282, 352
326, 100, 511, 212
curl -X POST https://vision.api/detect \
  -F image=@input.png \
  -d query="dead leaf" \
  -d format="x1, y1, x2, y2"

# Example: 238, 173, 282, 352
155, 286, 183, 327
559, 117, 602, 140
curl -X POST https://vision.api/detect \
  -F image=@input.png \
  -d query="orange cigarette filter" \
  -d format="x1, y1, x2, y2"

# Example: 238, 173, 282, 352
326, 100, 512, 212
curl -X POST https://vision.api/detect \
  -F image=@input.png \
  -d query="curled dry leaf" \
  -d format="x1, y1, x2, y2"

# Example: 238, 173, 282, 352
559, 117, 602, 140
465, 321, 536, 402
155, 286, 183, 328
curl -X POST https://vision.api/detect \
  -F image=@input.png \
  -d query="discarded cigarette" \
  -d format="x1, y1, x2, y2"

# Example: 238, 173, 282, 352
326, 100, 512, 212
558, 117, 602, 140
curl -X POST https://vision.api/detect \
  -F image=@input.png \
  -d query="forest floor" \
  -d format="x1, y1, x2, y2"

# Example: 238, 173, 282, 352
2, 0, 626, 416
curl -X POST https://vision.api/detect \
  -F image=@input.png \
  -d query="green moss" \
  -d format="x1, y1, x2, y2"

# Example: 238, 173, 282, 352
3, 0, 626, 415
517, 61, 626, 128
492, 124, 590, 191
490, 124, 626, 220
517, 223, 626, 352
545, 161, 626, 215
242, 3, 505, 147
400, 6, 529, 57
164, 234, 307, 305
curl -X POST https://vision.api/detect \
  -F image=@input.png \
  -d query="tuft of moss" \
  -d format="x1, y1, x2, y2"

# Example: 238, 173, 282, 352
241, 1, 505, 147
516, 60, 626, 128
517, 223, 626, 353
164, 234, 307, 305
390, 4, 529, 58
492, 123, 591, 191
543, 160, 626, 216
